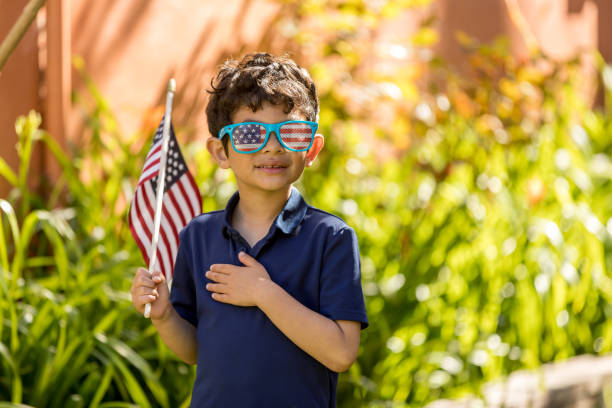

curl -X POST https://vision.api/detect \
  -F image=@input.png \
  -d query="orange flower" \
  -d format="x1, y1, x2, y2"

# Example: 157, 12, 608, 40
527, 177, 546, 206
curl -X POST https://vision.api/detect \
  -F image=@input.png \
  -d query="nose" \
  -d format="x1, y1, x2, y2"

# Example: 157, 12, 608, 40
262, 131, 284, 152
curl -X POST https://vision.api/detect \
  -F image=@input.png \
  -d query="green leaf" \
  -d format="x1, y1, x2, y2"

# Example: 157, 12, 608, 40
89, 364, 115, 408
0, 341, 22, 403
95, 335, 152, 408
96, 333, 169, 408
0, 157, 18, 186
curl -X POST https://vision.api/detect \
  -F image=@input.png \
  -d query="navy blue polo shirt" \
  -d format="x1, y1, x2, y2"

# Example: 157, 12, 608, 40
170, 186, 368, 407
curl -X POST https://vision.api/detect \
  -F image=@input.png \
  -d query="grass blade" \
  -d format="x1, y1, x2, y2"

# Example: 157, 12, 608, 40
48, 337, 94, 407
0, 341, 22, 403
89, 364, 115, 408
0, 156, 18, 187
95, 334, 153, 408
0, 199, 20, 261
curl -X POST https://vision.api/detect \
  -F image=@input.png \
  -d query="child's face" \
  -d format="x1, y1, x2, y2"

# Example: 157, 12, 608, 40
207, 102, 324, 195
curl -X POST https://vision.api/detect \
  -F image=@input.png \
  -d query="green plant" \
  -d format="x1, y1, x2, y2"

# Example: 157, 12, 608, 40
267, 1, 612, 406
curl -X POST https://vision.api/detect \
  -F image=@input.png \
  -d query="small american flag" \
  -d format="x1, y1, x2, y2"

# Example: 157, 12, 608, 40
129, 118, 201, 281
234, 124, 266, 152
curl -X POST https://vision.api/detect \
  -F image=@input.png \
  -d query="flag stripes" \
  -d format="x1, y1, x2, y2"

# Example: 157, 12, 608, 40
279, 123, 313, 149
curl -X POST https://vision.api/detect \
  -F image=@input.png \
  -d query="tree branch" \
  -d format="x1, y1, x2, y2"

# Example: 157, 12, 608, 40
0, 0, 48, 72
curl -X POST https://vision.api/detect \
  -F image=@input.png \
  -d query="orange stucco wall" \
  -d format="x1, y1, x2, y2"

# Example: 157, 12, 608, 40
69, 0, 282, 143
437, 0, 597, 63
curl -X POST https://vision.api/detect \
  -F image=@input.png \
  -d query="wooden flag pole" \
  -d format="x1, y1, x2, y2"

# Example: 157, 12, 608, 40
144, 78, 176, 318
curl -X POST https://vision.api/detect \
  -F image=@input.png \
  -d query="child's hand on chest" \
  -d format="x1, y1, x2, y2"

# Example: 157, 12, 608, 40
204, 251, 272, 307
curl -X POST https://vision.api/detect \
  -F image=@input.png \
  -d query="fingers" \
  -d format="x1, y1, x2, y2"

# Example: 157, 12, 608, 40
140, 286, 159, 297
131, 268, 165, 304
209, 264, 233, 274
211, 292, 231, 303
132, 285, 159, 301
139, 294, 158, 303
136, 275, 156, 288
151, 271, 164, 285
205, 270, 228, 283
205, 282, 227, 293
134, 269, 165, 286
238, 251, 258, 266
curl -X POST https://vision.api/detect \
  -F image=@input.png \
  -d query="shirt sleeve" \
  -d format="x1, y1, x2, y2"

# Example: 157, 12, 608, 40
170, 232, 198, 327
319, 226, 369, 329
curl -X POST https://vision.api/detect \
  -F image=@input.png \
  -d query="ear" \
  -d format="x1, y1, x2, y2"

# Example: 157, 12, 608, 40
206, 136, 231, 169
305, 134, 324, 167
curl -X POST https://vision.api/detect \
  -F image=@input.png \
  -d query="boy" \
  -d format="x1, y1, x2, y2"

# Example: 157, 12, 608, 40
131, 53, 368, 407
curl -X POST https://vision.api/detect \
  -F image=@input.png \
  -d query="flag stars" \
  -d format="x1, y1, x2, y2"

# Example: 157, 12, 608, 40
146, 123, 190, 193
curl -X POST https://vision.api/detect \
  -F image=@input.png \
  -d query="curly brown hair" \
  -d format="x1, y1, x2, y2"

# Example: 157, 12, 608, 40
206, 53, 319, 153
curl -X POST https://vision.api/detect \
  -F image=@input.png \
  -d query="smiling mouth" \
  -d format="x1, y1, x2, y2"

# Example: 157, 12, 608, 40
255, 165, 288, 169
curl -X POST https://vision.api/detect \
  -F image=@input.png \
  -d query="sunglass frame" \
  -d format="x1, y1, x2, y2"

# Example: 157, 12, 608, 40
218, 120, 318, 154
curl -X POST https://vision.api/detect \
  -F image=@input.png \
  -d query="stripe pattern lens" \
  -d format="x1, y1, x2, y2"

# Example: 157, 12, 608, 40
279, 123, 313, 150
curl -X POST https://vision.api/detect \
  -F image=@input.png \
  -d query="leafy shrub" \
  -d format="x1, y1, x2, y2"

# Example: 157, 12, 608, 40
275, 1, 612, 406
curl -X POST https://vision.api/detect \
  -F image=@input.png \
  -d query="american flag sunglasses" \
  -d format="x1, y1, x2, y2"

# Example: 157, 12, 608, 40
218, 120, 318, 154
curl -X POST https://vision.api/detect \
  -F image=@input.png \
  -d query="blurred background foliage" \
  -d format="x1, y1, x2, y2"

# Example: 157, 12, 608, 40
2, 0, 612, 406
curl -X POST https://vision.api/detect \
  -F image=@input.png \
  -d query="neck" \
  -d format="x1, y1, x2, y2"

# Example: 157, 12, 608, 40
234, 185, 292, 227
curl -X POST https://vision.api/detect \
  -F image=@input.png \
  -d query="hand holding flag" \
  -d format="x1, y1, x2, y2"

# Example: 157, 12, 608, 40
130, 267, 171, 320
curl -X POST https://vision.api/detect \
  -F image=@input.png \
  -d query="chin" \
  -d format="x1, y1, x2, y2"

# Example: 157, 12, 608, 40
251, 181, 295, 192
242, 173, 301, 192
259, 184, 293, 192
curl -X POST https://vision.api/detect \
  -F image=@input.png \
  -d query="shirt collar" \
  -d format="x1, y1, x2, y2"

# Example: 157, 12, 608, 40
222, 186, 308, 239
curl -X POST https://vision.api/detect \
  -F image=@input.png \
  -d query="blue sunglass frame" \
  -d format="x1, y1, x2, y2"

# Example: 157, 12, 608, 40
218, 120, 318, 154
